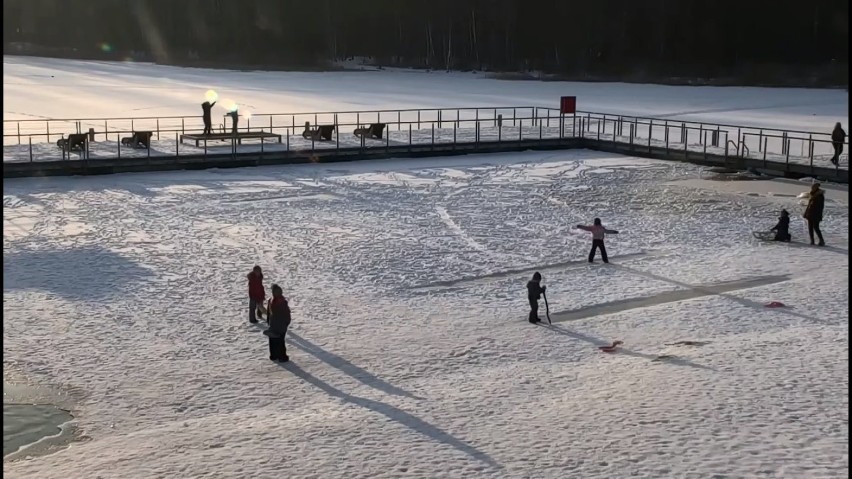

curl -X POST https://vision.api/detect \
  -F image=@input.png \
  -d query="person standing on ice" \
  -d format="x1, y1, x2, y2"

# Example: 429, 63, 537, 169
265, 284, 291, 362
830, 122, 846, 166
201, 100, 216, 135
526, 272, 546, 324
576, 218, 619, 263
803, 183, 826, 246
247, 265, 265, 324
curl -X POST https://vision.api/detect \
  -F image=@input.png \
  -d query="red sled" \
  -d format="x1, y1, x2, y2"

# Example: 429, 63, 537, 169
598, 340, 623, 353
764, 301, 786, 308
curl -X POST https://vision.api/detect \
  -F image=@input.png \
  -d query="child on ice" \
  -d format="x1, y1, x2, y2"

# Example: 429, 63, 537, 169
770, 209, 791, 242
247, 265, 265, 324
526, 272, 546, 324
576, 218, 619, 263
265, 284, 292, 362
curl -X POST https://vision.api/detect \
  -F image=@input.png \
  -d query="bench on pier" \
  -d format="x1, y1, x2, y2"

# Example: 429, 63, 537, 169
353, 123, 386, 140
121, 131, 153, 149
56, 133, 89, 151
302, 122, 336, 142
179, 131, 282, 147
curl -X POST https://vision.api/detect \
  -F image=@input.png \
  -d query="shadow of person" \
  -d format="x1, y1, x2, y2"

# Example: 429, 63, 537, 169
278, 361, 500, 470
287, 332, 423, 400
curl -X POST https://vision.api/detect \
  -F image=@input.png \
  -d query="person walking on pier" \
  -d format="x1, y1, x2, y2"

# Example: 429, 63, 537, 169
201, 100, 216, 135
831, 122, 846, 166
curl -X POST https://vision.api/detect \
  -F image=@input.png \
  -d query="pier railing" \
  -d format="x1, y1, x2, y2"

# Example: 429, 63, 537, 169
3, 106, 847, 174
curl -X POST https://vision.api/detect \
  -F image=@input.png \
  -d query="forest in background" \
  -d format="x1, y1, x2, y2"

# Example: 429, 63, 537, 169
3, 0, 849, 87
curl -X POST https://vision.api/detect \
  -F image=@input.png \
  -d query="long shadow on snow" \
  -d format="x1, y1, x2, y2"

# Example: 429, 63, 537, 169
3, 245, 153, 301
287, 331, 423, 400
540, 324, 716, 372
611, 265, 828, 325
772, 242, 848, 256
279, 361, 500, 469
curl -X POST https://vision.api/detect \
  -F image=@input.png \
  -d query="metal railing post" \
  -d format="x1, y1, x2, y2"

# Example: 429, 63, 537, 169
648, 119, 653, 152
785, 139, 790, 165
808, 136, 814, 165
763, 137, 768, 165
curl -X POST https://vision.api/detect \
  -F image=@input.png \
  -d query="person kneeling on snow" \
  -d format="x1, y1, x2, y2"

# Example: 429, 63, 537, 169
576, 218, 619, 263
770, 209, 791, 242
265, 284, 291, 362
527, 272, 546, 324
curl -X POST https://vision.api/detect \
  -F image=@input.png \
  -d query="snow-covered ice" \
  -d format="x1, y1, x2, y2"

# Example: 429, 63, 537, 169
3, 147, 848, 477
3, 57, 849, 477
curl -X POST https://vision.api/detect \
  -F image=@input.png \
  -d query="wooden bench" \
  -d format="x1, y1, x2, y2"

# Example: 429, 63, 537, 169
179, 131, 282, 147
121, 131, 153, 149
353, 123, 386, 140
302, 123, 336, 142
56, 133, 88, 151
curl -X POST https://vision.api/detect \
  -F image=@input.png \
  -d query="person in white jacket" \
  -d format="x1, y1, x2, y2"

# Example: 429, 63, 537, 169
576, 218, 619, 263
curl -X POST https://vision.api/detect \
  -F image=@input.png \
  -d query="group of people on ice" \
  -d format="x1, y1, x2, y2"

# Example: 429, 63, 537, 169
242, 181, 831, 351
247, 266, 292, 362
767, 182, 826, 246
526, 183, 830, 323
526, 218, 619, 324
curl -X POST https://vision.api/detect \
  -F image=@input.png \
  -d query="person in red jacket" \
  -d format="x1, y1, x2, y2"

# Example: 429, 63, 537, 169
247, 265, 265, 324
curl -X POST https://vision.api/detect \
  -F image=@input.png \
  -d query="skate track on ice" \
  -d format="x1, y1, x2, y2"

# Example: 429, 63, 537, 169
4, 152, 849, 476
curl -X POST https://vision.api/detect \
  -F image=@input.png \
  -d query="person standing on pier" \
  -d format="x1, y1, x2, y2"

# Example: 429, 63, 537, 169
201, 100, 216, 135
227, 110, 239, 135
831, 122, 846, 166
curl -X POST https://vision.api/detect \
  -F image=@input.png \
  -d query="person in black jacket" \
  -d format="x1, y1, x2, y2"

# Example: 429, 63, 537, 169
770, 209, 791, 242
526, 272, 545, 324
804, 183, 826, 246
831, 122, 846, 166
226, 110, 239, 135
265, 284, 292, 362
201, 101, 216, 135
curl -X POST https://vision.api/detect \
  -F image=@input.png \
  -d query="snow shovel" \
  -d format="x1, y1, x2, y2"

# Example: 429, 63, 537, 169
543, 291, 552, 325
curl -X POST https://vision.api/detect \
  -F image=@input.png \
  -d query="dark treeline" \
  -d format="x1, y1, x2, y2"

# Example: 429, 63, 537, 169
3, 0, 849, 85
